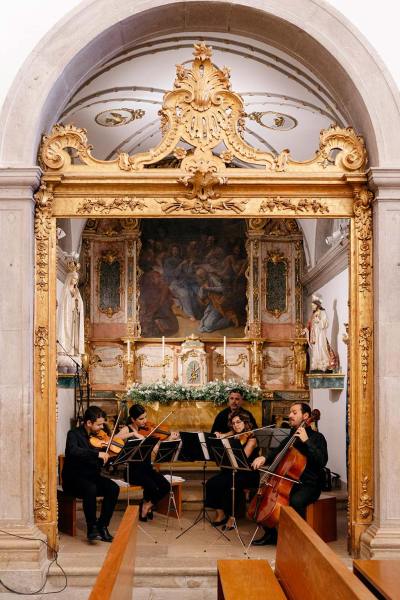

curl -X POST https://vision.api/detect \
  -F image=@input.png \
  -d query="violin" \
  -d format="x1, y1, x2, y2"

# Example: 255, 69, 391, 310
138, 421, 171, 441
247, 409, 320, 528
89, 429, 125, 455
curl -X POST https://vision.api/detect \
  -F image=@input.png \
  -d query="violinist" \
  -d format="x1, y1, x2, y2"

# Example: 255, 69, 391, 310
119, 404, 179, 522
251, 402, 328, 546
62, 406, 120, 543
205, 411, 259, 530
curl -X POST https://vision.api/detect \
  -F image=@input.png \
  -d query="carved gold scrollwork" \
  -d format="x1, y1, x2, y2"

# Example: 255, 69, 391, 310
34, 326, 48, 396
358, 475, 374, 520
359, 326, 372, 395
34, 478, 50, 521
34, 184, 54, 292
77, 197, 147, 215
259, 197, 329, 215
216, 353, 248, 367
318, 125, 367, 171
354, 188, 373, 294
40, 124, 96, 170
263, 354, 294, 369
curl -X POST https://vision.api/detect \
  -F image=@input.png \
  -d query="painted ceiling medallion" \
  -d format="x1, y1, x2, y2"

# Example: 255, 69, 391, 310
95, 108, 145, 127
248, 111, 297, 131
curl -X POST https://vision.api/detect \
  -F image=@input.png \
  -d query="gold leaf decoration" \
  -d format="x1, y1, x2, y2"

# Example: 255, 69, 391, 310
259, 197, 329, 215
34, 326, 48, 396
354, 188, 373, 294
77, 197, 147, 215
358, 475, 374, 520
34, 478, 50, 521
359, 326, 372, 395
34, 184, 54, 292
319, 125, 367, 171
40, 124, 93, 170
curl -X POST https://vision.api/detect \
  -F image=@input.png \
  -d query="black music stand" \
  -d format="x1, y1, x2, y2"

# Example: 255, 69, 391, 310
176, 432, 230, 541
205, 437, 253, 556
154, 439, 182, 531
254, 427, 290, 451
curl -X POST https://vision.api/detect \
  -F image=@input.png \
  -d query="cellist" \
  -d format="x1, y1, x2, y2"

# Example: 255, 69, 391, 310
251, 402, 328, 546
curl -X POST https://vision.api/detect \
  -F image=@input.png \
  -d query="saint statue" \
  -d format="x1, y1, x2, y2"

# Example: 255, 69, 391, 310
303, 295, 337, 372
57, 265, 85, 372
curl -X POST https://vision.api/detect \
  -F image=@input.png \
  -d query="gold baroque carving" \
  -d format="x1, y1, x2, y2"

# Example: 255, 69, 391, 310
359, 326, 372, 395
354, 188, 373, 294
77, 197, 147, 215
34, 326, 48, 396
34, 478, 50, 521
318, 125, 367, 171
358, 475, 374, 520
259, 197, 329, 215
34, 184, 54, 292
216, 353, 248, 367
263, 353, 294, 369
92, 354, 124, 368
40, 124, 94, 170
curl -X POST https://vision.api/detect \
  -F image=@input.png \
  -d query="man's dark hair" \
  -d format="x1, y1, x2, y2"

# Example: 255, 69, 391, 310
83, 405, 104, 424
228, 388, 244, 397
291, 402, 312, 417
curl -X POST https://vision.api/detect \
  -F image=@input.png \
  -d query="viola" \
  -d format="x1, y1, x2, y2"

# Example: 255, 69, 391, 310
89, 429, 125, 455
247, 409, 320, 528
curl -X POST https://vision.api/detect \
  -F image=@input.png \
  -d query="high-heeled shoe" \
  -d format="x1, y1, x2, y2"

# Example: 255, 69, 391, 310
138, 501, 148, 522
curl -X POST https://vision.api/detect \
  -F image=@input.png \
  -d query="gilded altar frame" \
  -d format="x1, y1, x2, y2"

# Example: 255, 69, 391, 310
34, 43, 373, 554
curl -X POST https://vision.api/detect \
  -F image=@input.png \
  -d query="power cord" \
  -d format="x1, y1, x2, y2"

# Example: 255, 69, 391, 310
0, 528, 67, 595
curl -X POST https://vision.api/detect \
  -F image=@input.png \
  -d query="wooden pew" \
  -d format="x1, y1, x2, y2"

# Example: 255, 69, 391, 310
218, 507, 375, 600
353, 559, 400, 600
89, 505, 138, 600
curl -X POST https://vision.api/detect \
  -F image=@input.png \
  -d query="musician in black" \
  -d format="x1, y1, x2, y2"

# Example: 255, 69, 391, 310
62, 406, 120, 542
206, 411, 260, 529
211, 389, 257, 436
251, 402, 328, 545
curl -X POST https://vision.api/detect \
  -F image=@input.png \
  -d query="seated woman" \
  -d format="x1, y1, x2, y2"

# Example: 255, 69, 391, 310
119, 404, 179, 521
205, 411, 259, 530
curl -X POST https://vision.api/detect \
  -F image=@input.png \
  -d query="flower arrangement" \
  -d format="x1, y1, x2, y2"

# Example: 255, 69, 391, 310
127, 379, 262, 406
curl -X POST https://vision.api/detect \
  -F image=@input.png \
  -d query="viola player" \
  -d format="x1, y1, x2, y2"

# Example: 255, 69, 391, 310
251, 402, 328, 545
62, 405, 120, 542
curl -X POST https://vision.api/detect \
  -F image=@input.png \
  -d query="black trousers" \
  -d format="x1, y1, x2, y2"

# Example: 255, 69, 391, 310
63, 475, 120, 528
128, 463, 170, 505
205, 469, 259, 518
289, 482, 321, 518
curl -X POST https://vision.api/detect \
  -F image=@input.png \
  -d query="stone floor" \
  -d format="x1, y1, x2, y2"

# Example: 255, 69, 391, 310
0, 493, 348, 599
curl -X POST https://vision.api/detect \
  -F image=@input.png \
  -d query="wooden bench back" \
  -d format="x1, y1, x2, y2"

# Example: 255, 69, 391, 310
89, 506, 138, 600
275, 507, 375, 600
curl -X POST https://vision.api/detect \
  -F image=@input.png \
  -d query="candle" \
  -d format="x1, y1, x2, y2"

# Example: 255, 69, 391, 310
253, 340, 257, 356
223, 336, 227, 363
162, 336, 165, 362
127, 339, 131, 362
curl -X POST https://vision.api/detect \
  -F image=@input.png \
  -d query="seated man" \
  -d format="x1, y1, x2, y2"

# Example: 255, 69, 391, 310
62, 405, 119, 542
251, 402, 328, 545
211, 388, 257, 436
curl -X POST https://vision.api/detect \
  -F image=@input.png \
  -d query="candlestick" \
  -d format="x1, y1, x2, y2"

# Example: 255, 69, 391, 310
223, 336, 227, 363
127, 339, 131, 362
253, 340, 257, 356
162, 336, 165, 362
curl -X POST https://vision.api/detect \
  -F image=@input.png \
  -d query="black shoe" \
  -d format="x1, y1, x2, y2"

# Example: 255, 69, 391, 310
139, 501, 148, 522
87, 524, 102, 541
147, 510, 154, 521
211, 517, 228, 527
251, 530, 278, 546
97, 525, 113, 542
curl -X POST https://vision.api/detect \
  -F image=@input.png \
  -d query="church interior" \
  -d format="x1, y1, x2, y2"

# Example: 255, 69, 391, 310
1, 1, 400, 598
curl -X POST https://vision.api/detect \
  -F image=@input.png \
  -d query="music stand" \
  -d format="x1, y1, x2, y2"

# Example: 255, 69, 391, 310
254, 427, 290, 451
154, 439, 182, 531
112, 437, 159, 543
205, 437, 253, 556
175, 432, 230, 541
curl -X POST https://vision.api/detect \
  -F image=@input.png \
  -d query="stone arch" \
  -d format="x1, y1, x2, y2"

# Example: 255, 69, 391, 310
0, 0, 399, 167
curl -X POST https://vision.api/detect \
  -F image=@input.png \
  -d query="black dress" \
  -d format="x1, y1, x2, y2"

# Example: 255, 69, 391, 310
127, 426, 170, 505
205, 437, 259, 518
62, 426, 119, 529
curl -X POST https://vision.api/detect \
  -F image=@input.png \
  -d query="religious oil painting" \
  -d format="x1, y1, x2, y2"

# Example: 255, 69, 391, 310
138, 219, 247, 338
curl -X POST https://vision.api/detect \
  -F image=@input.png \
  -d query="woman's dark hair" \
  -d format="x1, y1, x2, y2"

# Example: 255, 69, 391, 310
129, 403, 146, 421
228, 410, 251, 431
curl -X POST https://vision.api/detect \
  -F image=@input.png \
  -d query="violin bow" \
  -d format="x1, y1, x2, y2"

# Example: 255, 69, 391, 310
105, 395, 127, 454
145, 409, 176, 439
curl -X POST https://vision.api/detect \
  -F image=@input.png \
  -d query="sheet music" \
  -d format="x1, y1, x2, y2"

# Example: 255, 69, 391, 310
198, 432, 210, 460
221, 437, 239, 469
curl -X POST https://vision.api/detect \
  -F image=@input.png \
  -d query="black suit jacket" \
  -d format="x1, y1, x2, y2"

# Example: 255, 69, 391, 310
62, 426, 102, 485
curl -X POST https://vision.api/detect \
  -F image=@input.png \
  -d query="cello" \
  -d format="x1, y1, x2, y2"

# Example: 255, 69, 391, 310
247, 409, 320, 528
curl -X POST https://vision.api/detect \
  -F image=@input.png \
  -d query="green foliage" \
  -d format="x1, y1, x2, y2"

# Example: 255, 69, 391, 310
127, 379, 262, 406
